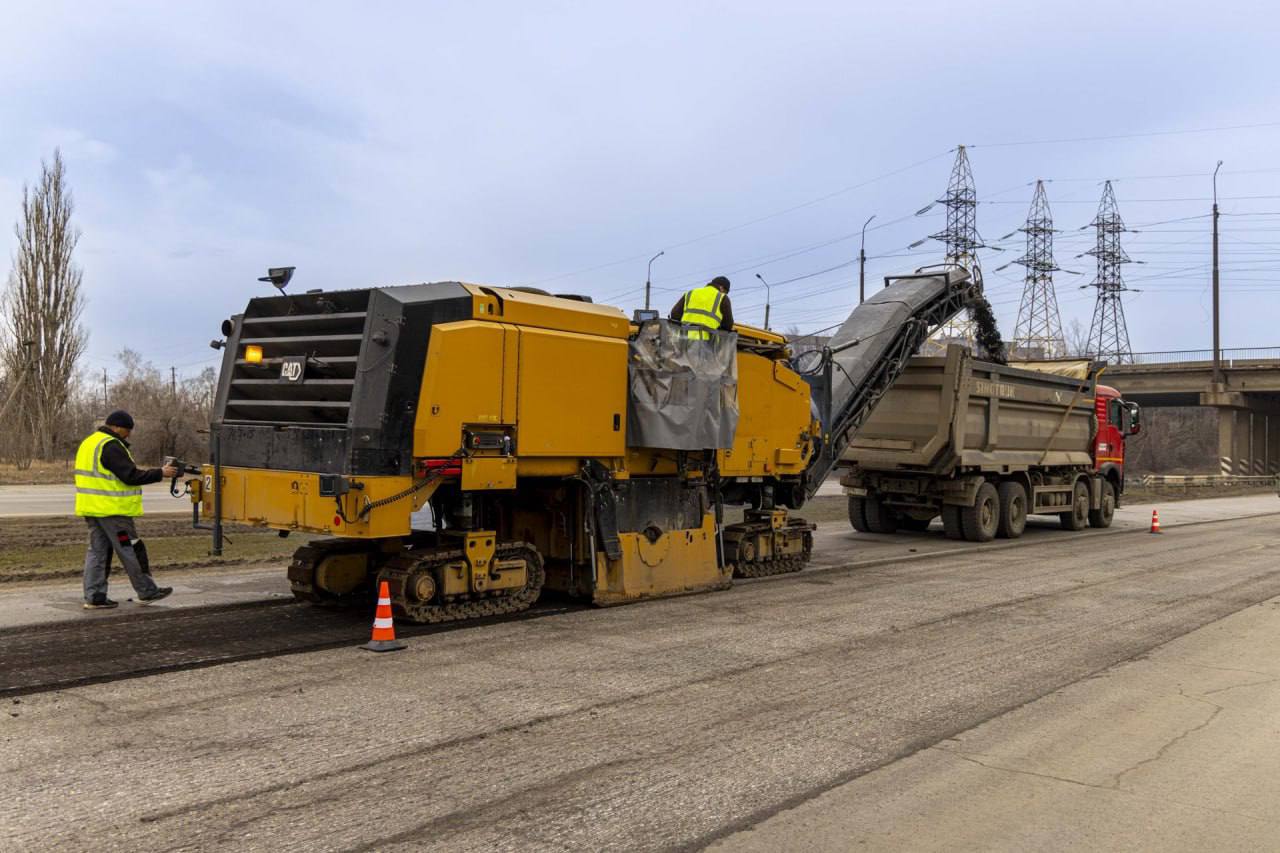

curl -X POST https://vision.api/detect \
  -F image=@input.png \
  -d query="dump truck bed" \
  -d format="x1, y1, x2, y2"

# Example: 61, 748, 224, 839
840, 346, 1096, 476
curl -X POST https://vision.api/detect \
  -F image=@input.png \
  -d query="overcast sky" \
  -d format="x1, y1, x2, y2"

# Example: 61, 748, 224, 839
2, 1, 1279, 378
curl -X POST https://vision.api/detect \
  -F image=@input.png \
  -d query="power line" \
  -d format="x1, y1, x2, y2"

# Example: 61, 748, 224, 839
983, 194, 1280, 204
523, 149, 954, 287
970, 120, 1280, 149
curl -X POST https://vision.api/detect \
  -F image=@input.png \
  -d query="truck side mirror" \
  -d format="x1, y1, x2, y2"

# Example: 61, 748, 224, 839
1125, 401, 1142, 435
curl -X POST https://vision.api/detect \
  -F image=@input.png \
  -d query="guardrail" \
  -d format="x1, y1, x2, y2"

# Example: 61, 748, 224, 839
1121, 348, 1280, 366
1140, 474, 1278, 487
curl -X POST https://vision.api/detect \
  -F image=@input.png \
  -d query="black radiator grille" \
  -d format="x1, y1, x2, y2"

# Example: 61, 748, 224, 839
224, 296, 370, 426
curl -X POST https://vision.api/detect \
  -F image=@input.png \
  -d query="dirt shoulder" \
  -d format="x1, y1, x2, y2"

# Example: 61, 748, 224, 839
0, 515, 305, 584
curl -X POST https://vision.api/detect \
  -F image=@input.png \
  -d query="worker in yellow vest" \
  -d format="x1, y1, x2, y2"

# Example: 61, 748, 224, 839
74, 410, 179, 609
670, 276, 735, 340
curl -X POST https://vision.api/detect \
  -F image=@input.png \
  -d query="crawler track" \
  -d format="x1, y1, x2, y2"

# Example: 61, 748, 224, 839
733, 551, 810, 578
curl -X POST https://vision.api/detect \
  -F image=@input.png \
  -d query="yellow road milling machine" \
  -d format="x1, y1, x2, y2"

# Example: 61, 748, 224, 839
195, 268, 977, 623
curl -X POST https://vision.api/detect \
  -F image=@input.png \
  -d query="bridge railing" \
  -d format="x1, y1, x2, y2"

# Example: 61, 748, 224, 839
1120, 347, 1280, 366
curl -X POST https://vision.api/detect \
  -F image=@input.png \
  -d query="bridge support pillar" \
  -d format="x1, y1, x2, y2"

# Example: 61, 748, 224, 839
1253, 414, 1270, 475
1204, 389, 1252, 475
1213, 407, 1252, 476
1269, 416, 1280, 476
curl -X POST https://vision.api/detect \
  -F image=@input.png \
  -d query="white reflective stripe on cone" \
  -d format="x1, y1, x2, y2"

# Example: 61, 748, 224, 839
377, 598, 391, 606
374, 617, 394, 629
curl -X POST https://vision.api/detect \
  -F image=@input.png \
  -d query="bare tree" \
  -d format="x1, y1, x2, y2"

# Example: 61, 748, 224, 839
103, 351, 215, 463
1063, 318, 1090, 357
1, 150, 89, 459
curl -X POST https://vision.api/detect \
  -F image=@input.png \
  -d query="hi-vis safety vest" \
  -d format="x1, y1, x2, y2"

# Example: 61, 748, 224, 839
681, 285, 725, 341
74, 432, 144, 517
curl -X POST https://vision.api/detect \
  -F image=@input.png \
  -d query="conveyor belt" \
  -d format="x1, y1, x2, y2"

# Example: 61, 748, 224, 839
800, 267, 976, 496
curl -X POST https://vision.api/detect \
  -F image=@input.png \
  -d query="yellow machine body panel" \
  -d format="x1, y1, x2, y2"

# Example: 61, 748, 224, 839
462, 284, 632, 340
198, 466, 431, 538
413, 320, 517, 456
516, 326, 627, 456
412, 318, 628, 461
718, 348, 813, 478
592, 511, 730, 605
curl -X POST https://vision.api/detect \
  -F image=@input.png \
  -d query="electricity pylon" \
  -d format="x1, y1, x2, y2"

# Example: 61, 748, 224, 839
1085, 181, 1133, 363
1011, 180, 1066, 359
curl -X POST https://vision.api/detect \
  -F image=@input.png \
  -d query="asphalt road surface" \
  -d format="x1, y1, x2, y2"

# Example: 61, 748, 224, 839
0, 483, 184, 516
2, 498, 1278, 850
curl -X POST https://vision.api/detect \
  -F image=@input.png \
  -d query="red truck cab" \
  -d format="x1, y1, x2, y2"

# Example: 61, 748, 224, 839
1094, 384, 1140, 497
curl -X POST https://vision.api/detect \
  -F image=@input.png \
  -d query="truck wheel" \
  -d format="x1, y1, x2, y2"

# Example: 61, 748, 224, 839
961, 482, 999, 542
847, 496, 871, 532
1089, 481, 1116, 529
864, 496, 898, 534
941, 505, 965, 540
1059, 480, 1090, 531
996, 481, 1027, 539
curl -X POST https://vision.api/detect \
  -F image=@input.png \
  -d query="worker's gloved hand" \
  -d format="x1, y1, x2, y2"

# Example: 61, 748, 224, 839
161, 464, 180, 479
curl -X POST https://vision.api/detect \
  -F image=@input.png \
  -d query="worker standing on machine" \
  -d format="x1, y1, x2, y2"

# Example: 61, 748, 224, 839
670, 275, 734, 340
74, 410, 178, 609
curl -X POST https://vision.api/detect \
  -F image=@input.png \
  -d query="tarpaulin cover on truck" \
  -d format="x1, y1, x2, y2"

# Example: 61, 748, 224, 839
1009, 359, 1097, 380
627, 319, 739, 449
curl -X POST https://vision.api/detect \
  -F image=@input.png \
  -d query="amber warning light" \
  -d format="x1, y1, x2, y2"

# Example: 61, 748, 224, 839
244, 345, 263, 364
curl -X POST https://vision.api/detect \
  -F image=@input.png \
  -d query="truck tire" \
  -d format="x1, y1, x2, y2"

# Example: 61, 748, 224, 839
1089, 481, 1116, 529
864, 496, 898, 534
996, 481, 1027, 539
941, 505, 965, 540
961, 482, 999, 542
847, 496, 871, 532
1059, 480, 1090, 531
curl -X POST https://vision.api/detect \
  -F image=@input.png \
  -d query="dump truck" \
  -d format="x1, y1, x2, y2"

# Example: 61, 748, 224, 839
191, 267, 979, 623
835, 346, 1142, 542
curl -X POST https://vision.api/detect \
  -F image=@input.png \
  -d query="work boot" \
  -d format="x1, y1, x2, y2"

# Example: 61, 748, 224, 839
83, 596, 119, 610
138, 587, 173, 604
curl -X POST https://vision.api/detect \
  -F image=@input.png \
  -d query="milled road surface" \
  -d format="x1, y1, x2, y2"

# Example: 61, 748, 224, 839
1, 500, 1278, 850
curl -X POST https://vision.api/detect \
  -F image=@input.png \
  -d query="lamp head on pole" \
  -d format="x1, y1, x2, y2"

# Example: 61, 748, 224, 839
755, 273, 771, 330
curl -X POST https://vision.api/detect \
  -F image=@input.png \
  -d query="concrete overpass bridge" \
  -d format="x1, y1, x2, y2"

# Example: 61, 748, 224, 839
1106, 348, 1280, 476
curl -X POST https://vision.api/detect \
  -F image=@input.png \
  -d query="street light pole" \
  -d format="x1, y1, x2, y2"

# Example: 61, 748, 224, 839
755, 273, 772, 330
859, 214, 876, 304
1212, 161, 1223, 385
645, 250, 665, 311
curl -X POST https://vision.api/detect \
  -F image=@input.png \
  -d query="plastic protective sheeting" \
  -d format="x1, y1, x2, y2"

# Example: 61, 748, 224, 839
627, 320, 739, 449
826, 273, 951, 420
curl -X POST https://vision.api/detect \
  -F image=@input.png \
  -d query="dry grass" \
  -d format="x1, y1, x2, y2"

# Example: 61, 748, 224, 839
0, 460, 78, 486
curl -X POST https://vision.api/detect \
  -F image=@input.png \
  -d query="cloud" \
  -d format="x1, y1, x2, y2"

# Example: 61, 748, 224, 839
3, 0, 1280, 368
40, 128, 118, 165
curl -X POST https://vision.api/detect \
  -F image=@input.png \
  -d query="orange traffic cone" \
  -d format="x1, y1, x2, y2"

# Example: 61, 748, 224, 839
362, 580, 407, 652
1150, 509, 1163, 534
